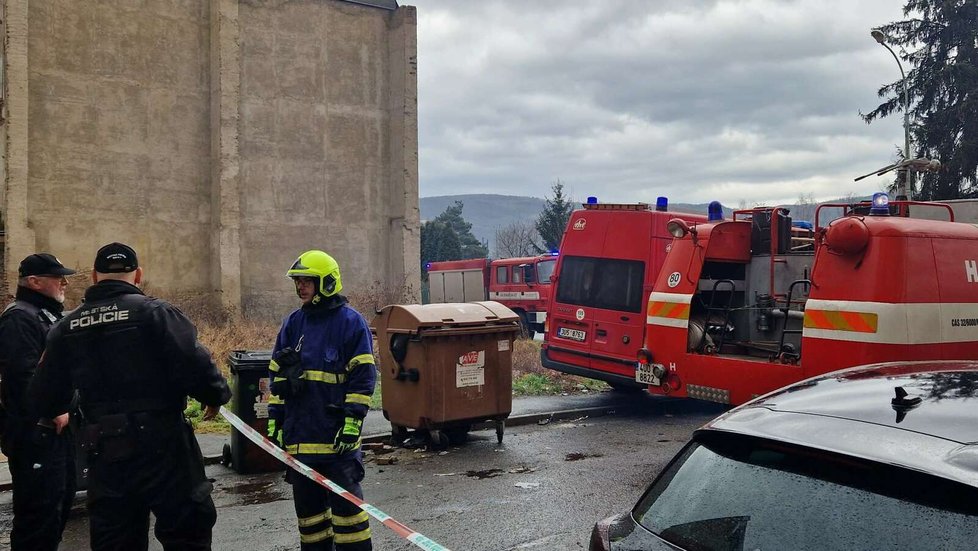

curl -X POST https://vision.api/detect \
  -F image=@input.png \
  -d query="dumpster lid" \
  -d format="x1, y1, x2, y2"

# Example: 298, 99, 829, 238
228, 350, 272, 373
372, 301, 519, 333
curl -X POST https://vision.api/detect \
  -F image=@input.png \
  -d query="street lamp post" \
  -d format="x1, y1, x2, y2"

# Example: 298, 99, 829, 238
871, 29, 912, 199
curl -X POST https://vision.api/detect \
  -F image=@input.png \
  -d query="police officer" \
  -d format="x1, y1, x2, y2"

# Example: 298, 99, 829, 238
269, 250, 375, 550
0, 253, 77, 551
29, 242, 231, 551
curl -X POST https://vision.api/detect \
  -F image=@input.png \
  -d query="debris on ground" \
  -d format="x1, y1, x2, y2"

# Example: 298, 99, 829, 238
507, 465, 536, 474
374, 456, 398, 466
564, 452, 603, 461
465, 468, 505, 479
514, 482, 540, 489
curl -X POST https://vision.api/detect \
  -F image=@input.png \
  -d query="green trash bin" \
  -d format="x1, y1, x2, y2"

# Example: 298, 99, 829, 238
224, 350, 283, 474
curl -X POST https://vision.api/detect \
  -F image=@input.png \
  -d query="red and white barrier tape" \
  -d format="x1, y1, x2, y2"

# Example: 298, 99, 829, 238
219, 406, 451, 551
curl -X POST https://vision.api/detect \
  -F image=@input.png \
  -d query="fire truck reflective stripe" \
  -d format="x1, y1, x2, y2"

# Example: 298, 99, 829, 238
489, 291, 541, 300
803, 309, 879, 333
646, 293, 694, 328
304, 370, 347, 384
803, 300, 978, 344
646, 301, 690, 320
221, 407, 452, 551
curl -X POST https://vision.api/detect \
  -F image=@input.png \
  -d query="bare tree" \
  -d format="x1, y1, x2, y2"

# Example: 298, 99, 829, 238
494, 221, 539, 258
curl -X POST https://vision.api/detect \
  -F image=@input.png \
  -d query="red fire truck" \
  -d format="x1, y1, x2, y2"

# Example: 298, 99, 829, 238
426, 254, 558, 338
637, 194, 978, 405
541, 199, 710, 389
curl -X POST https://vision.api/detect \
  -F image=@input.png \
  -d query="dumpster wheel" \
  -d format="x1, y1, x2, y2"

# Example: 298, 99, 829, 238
390, 424, 409, 446
495, 420, 505, 445
429, 429, 450, 450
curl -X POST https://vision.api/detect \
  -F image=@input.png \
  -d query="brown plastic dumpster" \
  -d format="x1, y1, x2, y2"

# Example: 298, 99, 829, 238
372, 301, 520, 447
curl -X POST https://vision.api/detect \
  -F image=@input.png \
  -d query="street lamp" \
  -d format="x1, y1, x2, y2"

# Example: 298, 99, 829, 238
871, 28, 912, 199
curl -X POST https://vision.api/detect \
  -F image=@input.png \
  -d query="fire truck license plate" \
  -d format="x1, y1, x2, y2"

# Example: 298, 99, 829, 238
558, 327, 586, 342
635, 363, 660, 385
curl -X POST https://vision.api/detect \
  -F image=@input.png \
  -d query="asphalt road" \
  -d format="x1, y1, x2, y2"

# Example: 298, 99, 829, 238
0, 397, 726, 550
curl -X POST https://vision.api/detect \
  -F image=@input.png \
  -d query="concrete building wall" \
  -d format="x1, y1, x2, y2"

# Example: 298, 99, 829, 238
2, 0, 420, 319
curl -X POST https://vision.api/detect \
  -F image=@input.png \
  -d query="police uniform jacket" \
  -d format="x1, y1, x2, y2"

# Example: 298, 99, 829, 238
0, 287, 65, 449
270, 296, 375, 458
29, 280, 230, 426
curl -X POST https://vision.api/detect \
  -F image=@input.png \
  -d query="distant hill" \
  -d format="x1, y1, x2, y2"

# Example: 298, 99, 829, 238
420, 194, 736, 252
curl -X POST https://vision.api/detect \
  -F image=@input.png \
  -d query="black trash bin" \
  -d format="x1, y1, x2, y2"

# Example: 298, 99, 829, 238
224, 350, 283, 474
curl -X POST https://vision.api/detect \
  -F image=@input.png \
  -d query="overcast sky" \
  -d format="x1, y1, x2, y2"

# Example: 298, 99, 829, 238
410, 0, 910, 206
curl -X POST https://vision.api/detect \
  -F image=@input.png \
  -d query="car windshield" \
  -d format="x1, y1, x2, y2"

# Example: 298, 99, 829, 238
633, 433, 978, 551
536, 259, 556, 283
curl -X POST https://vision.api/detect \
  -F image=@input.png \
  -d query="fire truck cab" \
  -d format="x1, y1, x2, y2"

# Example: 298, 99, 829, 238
427, 254, 557, 337
639, 196, 978, 405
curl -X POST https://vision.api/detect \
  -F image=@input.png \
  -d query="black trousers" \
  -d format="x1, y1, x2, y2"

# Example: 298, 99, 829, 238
289, 456, 372, 551
86, 417, 216, 551
7, 425, 77, 551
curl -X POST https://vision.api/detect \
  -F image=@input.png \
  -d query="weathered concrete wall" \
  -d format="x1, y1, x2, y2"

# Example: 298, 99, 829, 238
236, 1, 420, 318
3, 0, 420, 318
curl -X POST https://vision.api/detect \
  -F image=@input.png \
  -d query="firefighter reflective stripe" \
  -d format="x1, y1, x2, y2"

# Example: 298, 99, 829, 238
803, 299, 978, 344
334, 511, 369, 526
347, 353, 375, 371
268, 393, 284, 405
269, 359, 282, 373
804, 309, 879, 333
300, 528, 334, 544
299, 510, 331, 527
304, 370, 347, 384
287, 443, 339, 454
646, 292, 692, 329
335, 528, 372, 544
345, 393, 371, 406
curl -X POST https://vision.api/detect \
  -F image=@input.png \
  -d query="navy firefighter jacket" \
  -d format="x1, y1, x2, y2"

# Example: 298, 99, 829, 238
269, 297, 376, 459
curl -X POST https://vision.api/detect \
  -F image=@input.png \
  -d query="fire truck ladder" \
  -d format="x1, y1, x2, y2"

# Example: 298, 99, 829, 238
698, 279, 737, 354
776, 279, 810, 363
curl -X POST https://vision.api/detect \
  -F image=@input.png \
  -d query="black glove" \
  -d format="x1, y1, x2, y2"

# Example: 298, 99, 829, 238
270, 347, 305, 398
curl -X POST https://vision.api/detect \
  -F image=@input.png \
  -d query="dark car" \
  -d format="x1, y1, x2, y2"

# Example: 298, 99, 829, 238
589, 360, 978, 551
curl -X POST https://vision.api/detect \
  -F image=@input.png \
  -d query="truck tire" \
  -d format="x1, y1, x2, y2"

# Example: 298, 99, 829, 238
517, 313, 535, 340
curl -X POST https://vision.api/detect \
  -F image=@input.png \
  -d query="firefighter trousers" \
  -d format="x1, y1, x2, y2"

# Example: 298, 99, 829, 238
7, 424, 76, 551
290, 456, 372, 550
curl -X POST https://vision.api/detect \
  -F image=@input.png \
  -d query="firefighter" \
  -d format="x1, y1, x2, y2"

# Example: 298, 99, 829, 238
28, 242, 231, 551
269, 250, 375, 550
0, 253, 77, 551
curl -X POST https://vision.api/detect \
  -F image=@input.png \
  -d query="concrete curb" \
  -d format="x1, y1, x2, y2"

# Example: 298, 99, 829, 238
201, 404, 632, 467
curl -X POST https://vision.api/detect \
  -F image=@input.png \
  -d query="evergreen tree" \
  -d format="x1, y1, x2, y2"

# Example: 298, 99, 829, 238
535, 180, 576, 252
863, 1, 978, 199
420, 220, 462, 278
433, 201, 488, 259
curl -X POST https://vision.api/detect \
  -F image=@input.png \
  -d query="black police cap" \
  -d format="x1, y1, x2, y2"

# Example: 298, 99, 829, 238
94, 242, 139, 273
18, 253, 76, 278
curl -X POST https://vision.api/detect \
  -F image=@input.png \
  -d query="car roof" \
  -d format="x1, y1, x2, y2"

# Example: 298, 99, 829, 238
702, 360, 978, 487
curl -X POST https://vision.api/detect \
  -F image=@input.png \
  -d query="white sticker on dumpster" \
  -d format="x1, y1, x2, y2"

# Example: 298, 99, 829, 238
498, 339, 510, 352
456, 350, 486, 387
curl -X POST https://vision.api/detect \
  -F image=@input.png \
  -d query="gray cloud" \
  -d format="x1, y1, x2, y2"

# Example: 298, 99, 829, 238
412, 0, 909, 205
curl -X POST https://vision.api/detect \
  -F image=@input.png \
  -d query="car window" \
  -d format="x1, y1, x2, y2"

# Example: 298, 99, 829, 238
633, 434, 978, 551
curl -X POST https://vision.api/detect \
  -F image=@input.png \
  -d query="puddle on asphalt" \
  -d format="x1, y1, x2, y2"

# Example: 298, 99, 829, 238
564, 452, 603, 461
216, 479, 287, 506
